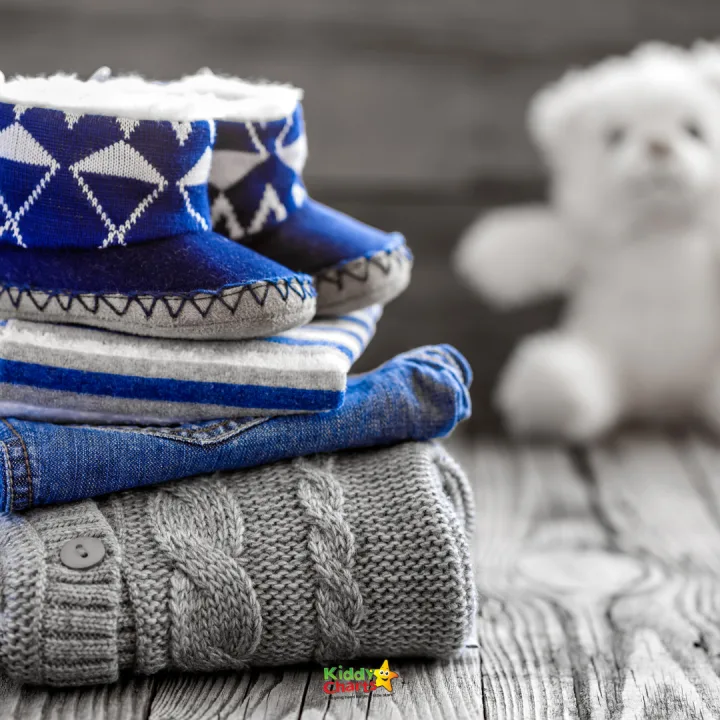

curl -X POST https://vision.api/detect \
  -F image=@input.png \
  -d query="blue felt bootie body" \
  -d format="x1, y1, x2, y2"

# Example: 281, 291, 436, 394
208, 99, 413, 315
0, 76, 316, 339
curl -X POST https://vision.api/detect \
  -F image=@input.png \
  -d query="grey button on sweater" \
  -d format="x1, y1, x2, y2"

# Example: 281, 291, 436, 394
0, 442, 475, 687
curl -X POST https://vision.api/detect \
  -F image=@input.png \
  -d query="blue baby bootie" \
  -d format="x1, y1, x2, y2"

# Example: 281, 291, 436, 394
164, 72, 413, 316
0, 75, 316, 339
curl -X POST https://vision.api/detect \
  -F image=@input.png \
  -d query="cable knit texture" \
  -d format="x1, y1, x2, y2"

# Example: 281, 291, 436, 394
295, 457, 364, 662
151, 478, 262, 671
0, 442, 475, 687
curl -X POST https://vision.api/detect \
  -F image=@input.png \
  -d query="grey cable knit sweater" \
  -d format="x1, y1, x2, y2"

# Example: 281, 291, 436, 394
0, 442, 475, 687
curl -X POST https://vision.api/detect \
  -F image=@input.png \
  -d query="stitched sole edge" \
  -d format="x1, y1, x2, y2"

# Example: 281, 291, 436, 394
314, 246, 413, 315
0, 278, 317, 340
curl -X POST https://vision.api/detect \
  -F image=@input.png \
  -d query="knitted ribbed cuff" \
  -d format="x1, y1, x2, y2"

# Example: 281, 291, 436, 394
0, 500, 123, 686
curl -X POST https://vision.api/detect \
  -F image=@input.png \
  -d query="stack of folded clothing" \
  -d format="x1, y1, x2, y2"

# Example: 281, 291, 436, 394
0, 72, 476, 687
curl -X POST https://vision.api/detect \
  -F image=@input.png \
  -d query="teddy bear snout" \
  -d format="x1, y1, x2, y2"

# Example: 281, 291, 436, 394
647, 138, 672, 160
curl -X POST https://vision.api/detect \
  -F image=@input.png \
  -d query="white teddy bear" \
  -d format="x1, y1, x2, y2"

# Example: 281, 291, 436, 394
454, 43, 720, 441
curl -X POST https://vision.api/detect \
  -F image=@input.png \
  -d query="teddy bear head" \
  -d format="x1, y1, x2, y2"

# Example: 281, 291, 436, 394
529, 43, 720, 236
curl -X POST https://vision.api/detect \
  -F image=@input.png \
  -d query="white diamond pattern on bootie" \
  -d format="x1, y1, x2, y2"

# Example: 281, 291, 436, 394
64, 113, 82, 130
209, 106, 308, 241
211, 192, 244, 240
171, 120, 193, 146
0, 105, 216, 252
208, 124, 271, 239
291, 183, 307, 207
247, 184, 288, 234
117, 118, 139, 140
69, 140, 168, 248
275, 114, 308, 178
177, 146, 212, 231
210, 145, 268, 193
0, 122, 60, 248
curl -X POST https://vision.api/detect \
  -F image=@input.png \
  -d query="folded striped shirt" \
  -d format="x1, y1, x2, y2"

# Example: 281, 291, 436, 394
0, 306, 381, 424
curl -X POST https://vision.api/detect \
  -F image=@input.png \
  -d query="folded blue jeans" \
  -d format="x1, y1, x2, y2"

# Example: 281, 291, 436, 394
0, 345, 471, 512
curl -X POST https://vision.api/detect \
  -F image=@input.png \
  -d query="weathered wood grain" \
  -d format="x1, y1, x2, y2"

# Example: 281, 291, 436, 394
0, 651, 481, 719
459, 434, 720, 720
587, 436, 720, 718
467, 442, 616, 719
362, 649, 483, 720
148, 672, 253, 720
0, 676, 156, 720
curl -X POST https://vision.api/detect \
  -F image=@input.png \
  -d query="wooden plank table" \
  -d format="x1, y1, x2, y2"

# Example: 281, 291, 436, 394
4, 431, 720, 719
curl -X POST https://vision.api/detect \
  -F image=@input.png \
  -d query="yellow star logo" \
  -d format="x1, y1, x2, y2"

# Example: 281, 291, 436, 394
373, 659, 399, 692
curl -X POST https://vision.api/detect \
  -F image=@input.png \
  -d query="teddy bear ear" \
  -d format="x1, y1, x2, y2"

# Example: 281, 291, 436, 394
527, 67, 589, 168
691, 40, 720, 93
527, 78, 567, 163
526, 58, 620, 165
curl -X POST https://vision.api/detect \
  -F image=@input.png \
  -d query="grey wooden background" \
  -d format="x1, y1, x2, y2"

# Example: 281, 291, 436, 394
1, 0, 719, 428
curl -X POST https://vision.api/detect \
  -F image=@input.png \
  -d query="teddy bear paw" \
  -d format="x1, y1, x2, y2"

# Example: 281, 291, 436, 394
452, 205, 575, 309
495, 334, 619, 441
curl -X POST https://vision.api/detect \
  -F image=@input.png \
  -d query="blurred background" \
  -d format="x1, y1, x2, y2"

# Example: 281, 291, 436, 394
1, 0, 718, 430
